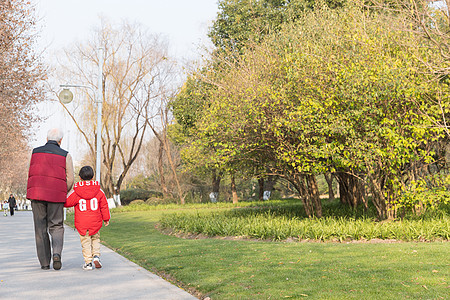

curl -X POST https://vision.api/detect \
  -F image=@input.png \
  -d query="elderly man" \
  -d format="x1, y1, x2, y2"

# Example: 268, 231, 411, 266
27, 128, 74, 270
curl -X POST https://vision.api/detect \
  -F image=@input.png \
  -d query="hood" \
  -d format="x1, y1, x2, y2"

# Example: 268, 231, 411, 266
73, 180, 101, 199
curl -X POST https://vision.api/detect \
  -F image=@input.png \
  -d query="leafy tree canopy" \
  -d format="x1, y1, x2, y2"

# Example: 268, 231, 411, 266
209, 0, 346, 52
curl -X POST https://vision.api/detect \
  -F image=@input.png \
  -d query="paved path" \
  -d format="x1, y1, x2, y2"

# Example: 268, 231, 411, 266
0, 211, 197, 300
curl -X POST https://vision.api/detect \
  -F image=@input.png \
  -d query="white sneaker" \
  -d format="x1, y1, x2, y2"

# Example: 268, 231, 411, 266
93, 255, 102, 268
82, 262, 94, 270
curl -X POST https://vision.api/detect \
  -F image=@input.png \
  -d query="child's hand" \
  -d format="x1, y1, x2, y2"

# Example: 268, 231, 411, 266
104, 220, 110, 226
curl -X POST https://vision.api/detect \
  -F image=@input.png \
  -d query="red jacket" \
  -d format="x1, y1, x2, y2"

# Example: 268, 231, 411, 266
65, 180, 110, 236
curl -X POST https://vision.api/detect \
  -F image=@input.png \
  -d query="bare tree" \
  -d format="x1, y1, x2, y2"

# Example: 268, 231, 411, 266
145, 81, 186, 203
57, 19, 171, 198
0, 0, 46, 197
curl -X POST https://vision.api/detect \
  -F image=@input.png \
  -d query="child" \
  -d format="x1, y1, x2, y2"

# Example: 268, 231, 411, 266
3, 200, 9, 216
65, 166, 110, 270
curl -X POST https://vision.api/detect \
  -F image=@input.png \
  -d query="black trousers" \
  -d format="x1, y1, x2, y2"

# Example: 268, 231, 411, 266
31, 200, 64, 267
10, 207, 14, 216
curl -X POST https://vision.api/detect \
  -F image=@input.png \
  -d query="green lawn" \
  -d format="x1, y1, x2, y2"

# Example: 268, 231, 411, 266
73, 208, 450, 299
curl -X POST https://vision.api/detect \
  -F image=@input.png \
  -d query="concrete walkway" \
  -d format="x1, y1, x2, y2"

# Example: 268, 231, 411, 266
0, 211, 197, 300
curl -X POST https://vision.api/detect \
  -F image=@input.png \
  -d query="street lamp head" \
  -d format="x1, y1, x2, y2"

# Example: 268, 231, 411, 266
59, 88, 73, 104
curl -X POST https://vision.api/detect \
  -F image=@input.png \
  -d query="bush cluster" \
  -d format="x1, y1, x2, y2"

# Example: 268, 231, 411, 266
159, 201, 450, 241
120, 188, 163, 205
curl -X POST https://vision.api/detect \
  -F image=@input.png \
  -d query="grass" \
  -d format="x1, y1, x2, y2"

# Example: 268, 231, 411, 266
112, 200, 259, 212
159, 210, 450, 241
159, 200, 450, 241
66, 200, 450, 299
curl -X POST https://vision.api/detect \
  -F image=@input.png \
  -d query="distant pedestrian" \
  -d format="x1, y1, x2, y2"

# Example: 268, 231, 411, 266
65, 166, 110, 270
26, 128, 74, 270
3, 200, 9, 216
8, 194, 16, 216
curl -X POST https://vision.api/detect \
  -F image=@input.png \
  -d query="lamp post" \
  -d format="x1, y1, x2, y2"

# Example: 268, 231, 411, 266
58, 48, 104, 183
96, 48, 103, 183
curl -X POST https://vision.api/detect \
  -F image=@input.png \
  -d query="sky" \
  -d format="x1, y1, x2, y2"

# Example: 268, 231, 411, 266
35, 0, 218, 58
31, 0, 219, 161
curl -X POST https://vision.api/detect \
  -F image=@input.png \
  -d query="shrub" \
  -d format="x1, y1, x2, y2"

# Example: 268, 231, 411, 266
146, 197, 178, 205
159, 200, 450, 241
129, 200, 145, 205
395, 174, 450, 216
120, 188, 163, 205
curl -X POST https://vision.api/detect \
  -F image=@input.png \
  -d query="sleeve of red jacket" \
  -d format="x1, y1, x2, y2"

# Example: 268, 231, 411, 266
64, 190, 79, 208
99, 190, 111, 221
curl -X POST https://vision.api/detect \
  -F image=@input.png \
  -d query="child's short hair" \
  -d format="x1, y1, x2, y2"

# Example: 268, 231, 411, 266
79, 166, 94, 180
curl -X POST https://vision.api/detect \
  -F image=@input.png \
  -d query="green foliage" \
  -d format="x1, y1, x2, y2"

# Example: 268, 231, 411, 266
171, 76, 211, 134
129, 200, 145, 205
209, 0, 346, 52
120, 188, 163, 205
166, 123, 188, 146
145, 197, 178, 205
173, 0, 450, 220
395, 174, 450, 213
112, 200, 258, 212
126, 174, 154, 190
173, 0, 354, 181
182, 1, 447, 218
170, 73, 223, 174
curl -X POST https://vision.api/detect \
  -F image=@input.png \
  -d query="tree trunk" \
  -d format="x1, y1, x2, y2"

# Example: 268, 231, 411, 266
147, 120, 184, 204
367, 170, 388, 220
445, 143, 450, 167
210, 169, 222, 202
160, 107, 184, 204
306, 174, 322, 218
336, 173, 349, 205
291, 175, 316, 217
165, 142, 184, 204
357, 174, 368, 210
231, 173, 238, 204
385, 183, 396, 220
297, 176, 313, 217
113, 186, 121, 206
157, 139, 168, 196
103, 168, 114, 198
324, 173, 335, 201
263, 175, 277, 200
258, 177, 264, 201
336, 172, 364, 208
349, 175, 358, 208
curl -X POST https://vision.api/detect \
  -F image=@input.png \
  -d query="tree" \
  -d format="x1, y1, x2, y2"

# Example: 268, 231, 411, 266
172, 73, 229, 202
189, 2, 444, 218
146, 85, 186, 204
173, 0, 348, 204
58, 19, 172, 198
0, 0, 46, 197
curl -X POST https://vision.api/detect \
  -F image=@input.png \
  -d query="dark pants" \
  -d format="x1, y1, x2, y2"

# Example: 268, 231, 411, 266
31, 200, 64, 267
10, 207, 14, 216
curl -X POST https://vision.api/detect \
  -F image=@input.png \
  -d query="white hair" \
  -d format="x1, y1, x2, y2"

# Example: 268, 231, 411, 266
47, 128, 64, 141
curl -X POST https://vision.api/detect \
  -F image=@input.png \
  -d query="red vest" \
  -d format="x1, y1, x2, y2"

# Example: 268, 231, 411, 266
26, 141, 68, 203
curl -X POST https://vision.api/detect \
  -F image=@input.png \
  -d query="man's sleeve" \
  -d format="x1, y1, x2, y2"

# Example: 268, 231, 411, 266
66, 153, 74, 191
